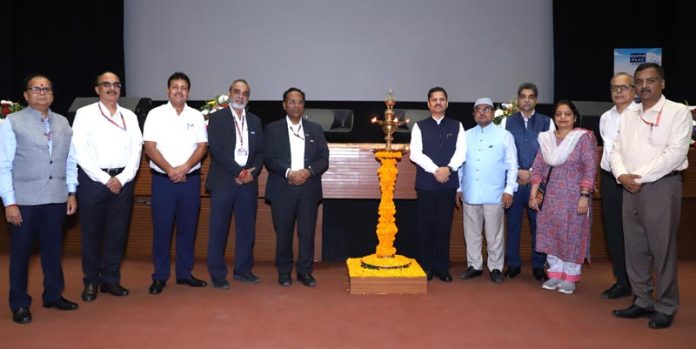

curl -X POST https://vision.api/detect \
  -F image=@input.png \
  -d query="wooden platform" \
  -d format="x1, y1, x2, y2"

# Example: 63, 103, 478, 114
346, 257, 427, 295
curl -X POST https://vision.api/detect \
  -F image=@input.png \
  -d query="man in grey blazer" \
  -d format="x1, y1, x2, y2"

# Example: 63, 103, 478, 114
264, 87, 329, 287
206, 79, 265, 289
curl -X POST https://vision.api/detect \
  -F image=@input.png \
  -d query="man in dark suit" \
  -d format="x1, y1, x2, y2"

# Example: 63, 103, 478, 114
264, 87, 329, 287
501, 82, 554, 282
206, 79, 265, 289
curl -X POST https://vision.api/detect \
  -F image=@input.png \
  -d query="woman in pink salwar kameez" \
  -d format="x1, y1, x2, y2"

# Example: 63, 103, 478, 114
528, 100, 598, 294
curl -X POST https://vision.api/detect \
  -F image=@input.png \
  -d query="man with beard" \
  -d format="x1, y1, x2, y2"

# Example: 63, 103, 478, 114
410, 86, 466, 282
611, 63, 691, 329
206, 79, 265, 289
143, 72, 208, 295
71, 71, 143, 301
500, 82, 554, 282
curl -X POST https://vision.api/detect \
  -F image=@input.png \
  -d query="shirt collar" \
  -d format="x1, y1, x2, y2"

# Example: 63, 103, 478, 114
286, 115, 303, 129
26, 106, 52, 121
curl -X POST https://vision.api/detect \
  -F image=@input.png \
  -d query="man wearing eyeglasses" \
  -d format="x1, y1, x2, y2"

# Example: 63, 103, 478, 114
455, 98, 517, 284
206, 79, 264, 290
610, 63, 691, 329
143, 72, 208, 295
598, 72, 638, 300
410, 87, 466, 283
0, 74, 79, 324
264, 87, 329, 287
71, 71, 143, 302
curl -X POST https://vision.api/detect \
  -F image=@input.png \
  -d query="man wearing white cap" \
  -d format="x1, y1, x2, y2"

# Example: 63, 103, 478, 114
456, 98, 518, 283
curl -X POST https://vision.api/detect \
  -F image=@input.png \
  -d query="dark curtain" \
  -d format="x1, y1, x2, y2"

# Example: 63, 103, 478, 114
553, 0, 695, 104
1, 0, 125, 116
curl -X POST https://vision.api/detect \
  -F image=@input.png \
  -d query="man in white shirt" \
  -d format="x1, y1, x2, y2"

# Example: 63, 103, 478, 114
456, 98, 518, 283
610, 63, 691, 329
410, 87, 466, 282
598, 72, 638, 300
71, 71, 143, 302
143, 72, 208, 295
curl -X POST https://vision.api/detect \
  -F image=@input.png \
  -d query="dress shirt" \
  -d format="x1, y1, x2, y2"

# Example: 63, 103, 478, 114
143, 102, 207, 173
610, 95, 691, 184
286, 116, 306, 174
0, 110, 78, 206
231, 107, 249, 166
409, 115, 466, 173
71, 101, 143, 185
599, 101, 638, 172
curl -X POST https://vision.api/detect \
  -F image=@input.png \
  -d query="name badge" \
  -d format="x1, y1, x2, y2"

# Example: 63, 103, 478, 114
237, 148, 248, 156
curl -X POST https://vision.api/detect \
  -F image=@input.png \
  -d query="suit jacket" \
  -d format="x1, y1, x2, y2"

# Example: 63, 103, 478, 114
205, 108, 264, 192
264, 117, 329, 202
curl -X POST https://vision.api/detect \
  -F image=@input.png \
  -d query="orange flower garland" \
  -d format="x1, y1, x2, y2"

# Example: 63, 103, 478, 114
374, 150, 402, 257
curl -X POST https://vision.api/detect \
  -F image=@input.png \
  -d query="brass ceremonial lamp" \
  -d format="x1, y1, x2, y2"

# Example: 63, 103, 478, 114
360, 90, 412, 269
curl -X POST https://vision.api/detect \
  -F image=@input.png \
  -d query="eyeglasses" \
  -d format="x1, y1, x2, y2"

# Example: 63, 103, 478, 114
610, 84, 633, 93
97, 81, 122, 89
27, 86, 53, 95
474, 106, 492, 113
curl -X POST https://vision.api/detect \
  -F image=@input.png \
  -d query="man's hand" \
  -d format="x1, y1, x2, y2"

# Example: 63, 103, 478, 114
168, 165, 189, 183
67, 196, 77, 215
618, 174, 642, 193
288, 169, 310, 186
5, 205, 22, 226
106, 177, 123, 195
455, 192, 463, 209
235, 167, 256, 185
501, 193, 513, 209
517, 169, 531, 185
434, 167, 451, 183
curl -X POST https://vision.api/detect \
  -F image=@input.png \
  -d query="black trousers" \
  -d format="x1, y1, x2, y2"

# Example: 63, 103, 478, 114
416, 189, 456, 273
270, 187, 320, 275
600, 170, 629, 287
78, 169, 134, 286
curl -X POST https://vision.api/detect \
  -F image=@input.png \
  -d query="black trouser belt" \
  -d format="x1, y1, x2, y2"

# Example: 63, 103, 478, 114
150, 169, 201, 177
102, 167, 125, 176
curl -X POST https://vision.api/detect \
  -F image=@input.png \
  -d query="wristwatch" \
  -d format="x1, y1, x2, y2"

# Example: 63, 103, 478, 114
68, 192, 76, 197
580, 193, 590, 198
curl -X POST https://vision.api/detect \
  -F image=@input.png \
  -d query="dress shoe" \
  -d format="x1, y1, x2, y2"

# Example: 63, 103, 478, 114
460, 266, 483, 279
100, 283, 130, 296
489, 269, 503, 283
435, 270, 453, 282
601, 283, 632, 299
278, 273, 292, 287
12, 307, 32, 324
532, 267, 549, 282
233, 272, 260, 284
176, 275, 208, 287
648, 312, 674, 329
149, 280, 166, 295
212, 279, 230, 290
81, 283, 98, 302
43, 297, 79, 310
297, 273, 317, 287
504, 267, 521, 278
612, 304, 654, 319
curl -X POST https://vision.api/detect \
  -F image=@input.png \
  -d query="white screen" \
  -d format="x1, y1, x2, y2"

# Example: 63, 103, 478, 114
125, 0, 553, 103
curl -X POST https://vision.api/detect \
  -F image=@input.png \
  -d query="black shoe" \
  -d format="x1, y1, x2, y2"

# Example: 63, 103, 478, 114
426, 270, 434, 281
278, 273, 292, 287
434, 270, 452, 282
12, 307, 32, 324
149, 280, 166, 295
490, 269, 504, 283
648, 312, 674, 329
601, 283, 632, 299
504, 267, 521, 278
532, 268, 549, 282
460, 266, 483, 279
81, 283, 98, 302
43, 297, 79, 310
233, 272, 260, 284
297, 273, 317, 287
613, 304, 654, 319
100, 283, 130, 296
176, 275, 208, 287
212, 279, 230, 290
